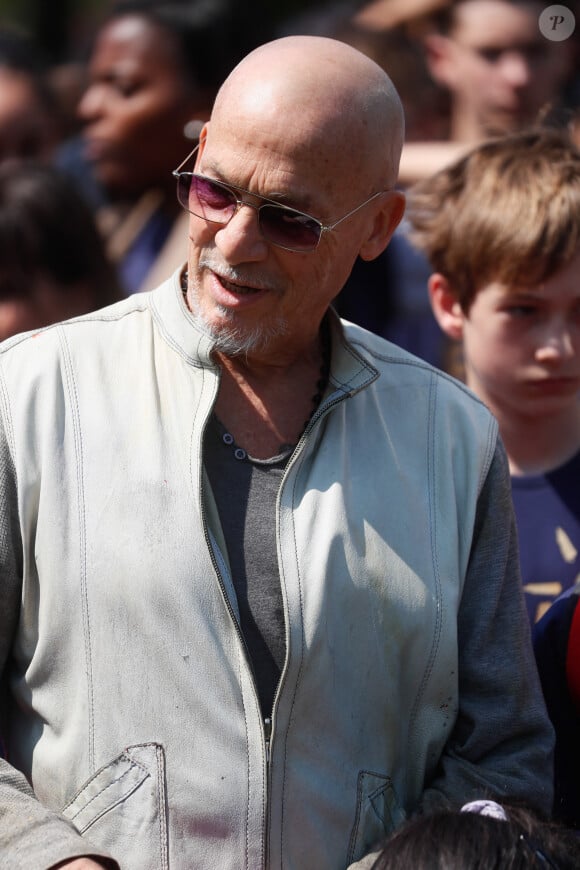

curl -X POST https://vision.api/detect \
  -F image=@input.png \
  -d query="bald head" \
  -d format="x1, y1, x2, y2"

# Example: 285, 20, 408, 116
210, 36, 405, 189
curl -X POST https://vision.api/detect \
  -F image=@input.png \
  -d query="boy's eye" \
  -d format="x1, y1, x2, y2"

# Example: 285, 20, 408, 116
505, 305, 537, 317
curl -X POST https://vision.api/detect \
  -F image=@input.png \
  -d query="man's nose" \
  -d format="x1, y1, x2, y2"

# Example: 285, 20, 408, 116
214, 202, 269, 264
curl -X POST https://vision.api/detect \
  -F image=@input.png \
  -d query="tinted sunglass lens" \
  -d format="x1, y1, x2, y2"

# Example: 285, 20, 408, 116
188, 176, 237, 222
176, 173, 322, 250
177, 174, 192, 211
260, 206, 321, 251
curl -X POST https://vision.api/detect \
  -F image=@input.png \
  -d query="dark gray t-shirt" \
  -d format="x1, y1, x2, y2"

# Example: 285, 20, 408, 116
204, 414, 289, 717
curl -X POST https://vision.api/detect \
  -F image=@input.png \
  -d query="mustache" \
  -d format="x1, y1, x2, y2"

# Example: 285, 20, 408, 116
196, 251, 284, 294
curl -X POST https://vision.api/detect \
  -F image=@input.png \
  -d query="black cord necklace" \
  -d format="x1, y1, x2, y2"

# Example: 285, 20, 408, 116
181, 269, 331, 461
217, 317, 331, 462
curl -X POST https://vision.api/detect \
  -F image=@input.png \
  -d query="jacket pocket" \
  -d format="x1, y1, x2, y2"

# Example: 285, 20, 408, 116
62, 743, 169, 870
347, 770, 405, 865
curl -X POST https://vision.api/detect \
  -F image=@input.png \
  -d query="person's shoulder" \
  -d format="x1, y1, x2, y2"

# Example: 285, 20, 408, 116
342, 317, 489, 410
341, 319, 499, 466
0, 291, 158, 401
341, 316, 427, 367
0, 291, 153, 361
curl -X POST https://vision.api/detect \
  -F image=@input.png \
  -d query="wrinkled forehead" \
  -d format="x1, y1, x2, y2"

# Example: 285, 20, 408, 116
214, 83, 354, 155
205, 110, 384, 205
198, 124, 358, 216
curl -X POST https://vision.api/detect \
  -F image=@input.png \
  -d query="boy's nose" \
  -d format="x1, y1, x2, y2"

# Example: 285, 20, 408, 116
535, 321, 576, 362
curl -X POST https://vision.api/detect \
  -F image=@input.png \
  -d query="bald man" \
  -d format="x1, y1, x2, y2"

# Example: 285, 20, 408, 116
0, 36, 552, 870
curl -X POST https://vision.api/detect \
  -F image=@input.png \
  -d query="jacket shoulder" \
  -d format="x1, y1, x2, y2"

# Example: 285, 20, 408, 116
342, 318, 491, 413
0, 292, 149, 356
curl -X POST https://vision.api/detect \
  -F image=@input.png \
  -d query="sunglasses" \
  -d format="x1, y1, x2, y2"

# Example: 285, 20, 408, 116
173, 146, 388, 253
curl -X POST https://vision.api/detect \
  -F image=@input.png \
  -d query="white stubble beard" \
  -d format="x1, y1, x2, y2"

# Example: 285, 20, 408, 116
186, 254, 289, 358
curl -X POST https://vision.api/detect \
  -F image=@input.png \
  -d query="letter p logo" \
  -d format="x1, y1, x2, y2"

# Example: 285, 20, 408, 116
539, 5, 576, 40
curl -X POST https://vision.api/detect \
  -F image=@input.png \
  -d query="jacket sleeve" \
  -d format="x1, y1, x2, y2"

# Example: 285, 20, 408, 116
0, 379, 119, 870
419, 440, 555, 816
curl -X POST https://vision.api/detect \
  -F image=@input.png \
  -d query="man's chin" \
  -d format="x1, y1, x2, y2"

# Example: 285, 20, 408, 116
190, 308, 288, 358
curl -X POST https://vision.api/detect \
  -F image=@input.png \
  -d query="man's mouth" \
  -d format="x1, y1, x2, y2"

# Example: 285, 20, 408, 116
219, 275, 262, 296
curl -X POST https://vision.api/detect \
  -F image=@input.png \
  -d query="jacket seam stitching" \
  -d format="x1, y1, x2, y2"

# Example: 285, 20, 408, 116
58, 325, 95, 769
407, 374, 442, 775
0, 300, 150, 356
149, 287, 210, 369
65, 763, 144, 821
0, 362, 15, 459
279, 463, 307, 866
477, 419, 499, 497
348, 339, 492, 411
239, 640, 257, 870
155, 745, 169, 870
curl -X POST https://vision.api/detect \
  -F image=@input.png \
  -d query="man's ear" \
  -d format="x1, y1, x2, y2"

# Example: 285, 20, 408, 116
428, 272, 465, 340
359, 190, 406, 261
194, 123, 210, 167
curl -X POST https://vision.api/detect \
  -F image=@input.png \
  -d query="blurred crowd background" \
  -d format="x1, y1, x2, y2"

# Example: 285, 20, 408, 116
0, 0, 309, 62
1, 0, 579, 830
0, 0, 578, 349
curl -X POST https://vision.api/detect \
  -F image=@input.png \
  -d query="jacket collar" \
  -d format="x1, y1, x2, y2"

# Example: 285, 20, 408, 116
149, 268, 216, 369
148, 267, 379, 396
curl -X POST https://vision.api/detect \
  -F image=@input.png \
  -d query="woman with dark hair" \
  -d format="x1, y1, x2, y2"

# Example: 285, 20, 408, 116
0, 161, 121, 341
77, 0, 269, 295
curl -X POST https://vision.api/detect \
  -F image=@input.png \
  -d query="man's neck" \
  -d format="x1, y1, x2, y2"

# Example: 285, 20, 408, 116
213, 330, 330, 460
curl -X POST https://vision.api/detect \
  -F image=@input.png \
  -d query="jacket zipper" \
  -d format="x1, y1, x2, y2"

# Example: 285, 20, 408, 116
198, 381, 351, 866
264, 716, 272, 766
200, 480, 273, 868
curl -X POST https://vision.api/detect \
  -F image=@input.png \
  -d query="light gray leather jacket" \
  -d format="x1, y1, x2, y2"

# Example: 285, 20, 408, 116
0, 272, 553, 869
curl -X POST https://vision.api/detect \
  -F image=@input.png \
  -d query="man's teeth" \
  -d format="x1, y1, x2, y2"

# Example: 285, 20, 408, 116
221, 277, 259, 295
